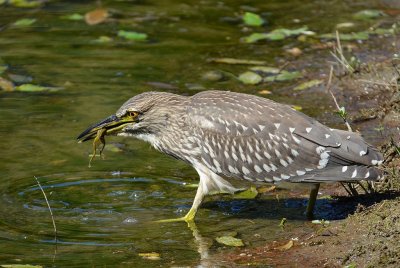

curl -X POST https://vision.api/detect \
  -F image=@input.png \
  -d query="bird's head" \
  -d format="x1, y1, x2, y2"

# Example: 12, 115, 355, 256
77, 91, 183, 142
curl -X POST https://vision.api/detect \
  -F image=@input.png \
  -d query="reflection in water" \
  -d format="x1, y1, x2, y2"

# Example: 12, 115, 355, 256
187, 221, 213, 267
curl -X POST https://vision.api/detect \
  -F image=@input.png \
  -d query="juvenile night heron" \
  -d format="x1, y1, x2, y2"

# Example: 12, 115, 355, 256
77, 90, 383, 221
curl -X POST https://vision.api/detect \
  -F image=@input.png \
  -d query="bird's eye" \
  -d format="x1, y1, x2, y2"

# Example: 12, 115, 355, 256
128, 111, 139, 118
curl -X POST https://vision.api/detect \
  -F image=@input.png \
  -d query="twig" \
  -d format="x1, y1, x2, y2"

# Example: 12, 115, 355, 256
34, 176, 57, 243
326, 65, 353, 132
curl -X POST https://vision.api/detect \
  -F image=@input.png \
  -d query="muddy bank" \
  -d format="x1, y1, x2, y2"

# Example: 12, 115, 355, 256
216, 42, 400, 267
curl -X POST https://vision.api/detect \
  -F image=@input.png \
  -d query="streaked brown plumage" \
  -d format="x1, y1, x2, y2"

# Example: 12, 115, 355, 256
78, 90, 384, 221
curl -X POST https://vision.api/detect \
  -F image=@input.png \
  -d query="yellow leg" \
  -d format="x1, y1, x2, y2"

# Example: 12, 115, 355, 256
306, 183, 320, 219
156, 183, 205, 223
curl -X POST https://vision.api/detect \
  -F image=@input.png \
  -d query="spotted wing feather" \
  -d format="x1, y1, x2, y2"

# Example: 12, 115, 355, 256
188, 91, 382, 183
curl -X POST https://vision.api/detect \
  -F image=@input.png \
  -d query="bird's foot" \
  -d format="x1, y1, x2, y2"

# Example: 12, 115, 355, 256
155, 208, 196, 223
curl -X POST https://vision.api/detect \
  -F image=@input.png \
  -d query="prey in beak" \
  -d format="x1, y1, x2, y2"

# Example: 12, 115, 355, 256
77, 113, 138, 167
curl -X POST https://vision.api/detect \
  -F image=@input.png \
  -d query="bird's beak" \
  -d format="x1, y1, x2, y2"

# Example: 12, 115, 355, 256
77, 114, 133, 142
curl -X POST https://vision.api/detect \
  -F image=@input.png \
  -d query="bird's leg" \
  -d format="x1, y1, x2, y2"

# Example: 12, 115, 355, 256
156, 182, 205, 223
306, 183, 320, 219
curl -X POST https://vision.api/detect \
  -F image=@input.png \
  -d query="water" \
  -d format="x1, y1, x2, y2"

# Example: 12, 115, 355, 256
0, 0, 386, 266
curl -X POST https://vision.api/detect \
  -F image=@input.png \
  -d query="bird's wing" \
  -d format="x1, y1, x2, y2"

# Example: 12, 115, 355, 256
187, 91, 382, 183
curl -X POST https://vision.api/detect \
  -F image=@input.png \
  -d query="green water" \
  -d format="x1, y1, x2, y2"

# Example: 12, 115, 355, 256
0, 0, 388, 266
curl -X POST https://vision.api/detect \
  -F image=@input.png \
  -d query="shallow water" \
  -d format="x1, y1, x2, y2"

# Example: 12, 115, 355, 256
0, 0, 386, 266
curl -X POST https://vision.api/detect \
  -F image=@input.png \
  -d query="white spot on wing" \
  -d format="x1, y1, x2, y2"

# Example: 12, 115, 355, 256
325, 134, 331, 139
258, 125, 265, 131
281, 174, 290, 180
364, 171, 370, 178
359, 150, 366, 156
242, 166, 250, 175
342, 166, 348, 172
291, 149, 299, 157
263, 164, 271, 172
255, 152, 263, 160
351, 169, 357, 178
289, 127, 295, 133
296, 170, 306, 176
280, 159, 288, 167
274, 123, 280, 129
254, 165, 263, 173
306, 127, 312, 133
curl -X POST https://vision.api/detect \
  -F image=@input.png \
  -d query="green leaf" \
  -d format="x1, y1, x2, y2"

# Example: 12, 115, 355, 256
15, 84, 62, 92
242, 12, 264, 27
250, 66, 280, 74
265, 71, 302, 82
243, 33, 269, 43
61, 13, 84, 21
215, 236, 244, 247
13, 18, 36, 27
294, 79, 323, 90
118, 30, 148, 41
233, 186, 258, 199
319, 32, 369, 41
238, 71, 262, 85
1, 265, 43, 268
244, 27, 314, 43
9, 0, 42, 8
353, 9, 384, 20
93, 36, 113, 43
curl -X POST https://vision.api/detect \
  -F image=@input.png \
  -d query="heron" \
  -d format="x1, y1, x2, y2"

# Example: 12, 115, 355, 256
77, 90, 383, 222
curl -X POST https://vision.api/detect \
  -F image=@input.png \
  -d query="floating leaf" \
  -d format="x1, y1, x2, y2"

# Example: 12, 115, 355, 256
85, 8, 109, 25
242, 12, 264, 27
216, 236, 244, 247
201, 70, 224, 81
275, 240, 293, 251
292, 105, 302, 111
118, 30, 148, 41
93, 36, 113, 43
233, 186, 258, 199
336, 22, 355, 29
370, 27, 395, 35
244, 27, 314, 43
9, 0, 42, 8
14, 84, 62, 92
1, 265, 43, 268
238, 71, 262, 85
258, 89, 272, 95
286, 47, 302, 57
353, 9, 384, 20
294, 79, 323, 91
61, 13, 84, 21
250, 66, 280, 74
13, 18, 36, 27
209, 58, 267, 65
138, 252, 160, 261
264, 71, 302, 82
320, 31, 369, 41
183, 183, 199, 188
243, 33, 270, 43
0, 77, 14, 91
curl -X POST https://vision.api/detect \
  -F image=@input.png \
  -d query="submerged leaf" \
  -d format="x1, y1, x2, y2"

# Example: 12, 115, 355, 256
238, 71, 262, 85
118, 30, 148, 41
242, 12, 264, 27
9, 0, 42, 8
85, 8, 109, 25
61, 13, 84, 21
320, 32, 369, 41
353, 9, 384, 20
294, 79, 323, 90
14, 84, 62, 92
243, 33, 270, 43
13, 18, 36, 27
209, 58, 267, 65
216, 236, 244, 247
1, 265, 43, 268
93, 36, 113, 43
